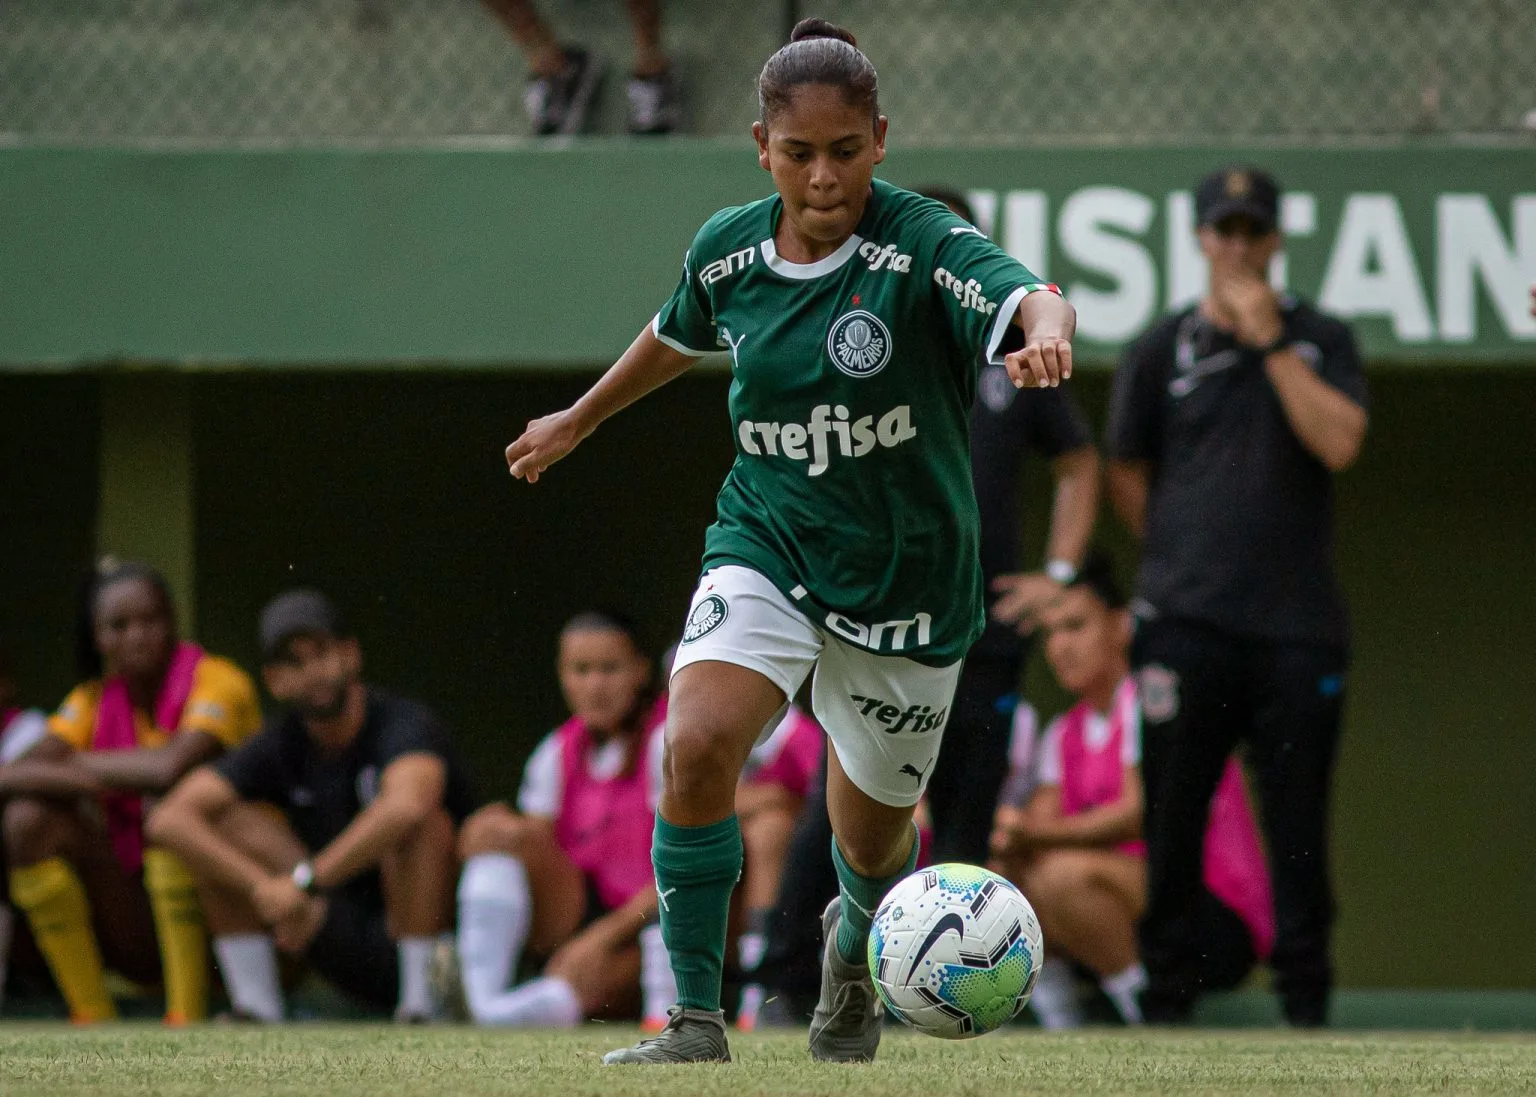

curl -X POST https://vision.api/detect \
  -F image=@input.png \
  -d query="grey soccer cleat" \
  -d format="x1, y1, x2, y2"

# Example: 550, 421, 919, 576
601, 1006, 731, 1065
808, 898, 884, 1063
427, 937, 469, 1023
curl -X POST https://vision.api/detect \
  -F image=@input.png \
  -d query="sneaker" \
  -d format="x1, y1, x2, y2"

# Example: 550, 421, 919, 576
807, 899, 883, 1063
524, 47, 604, 136
601, 1005, 731, 1064
428, 938, 469, 1023
626, 68, 680, 134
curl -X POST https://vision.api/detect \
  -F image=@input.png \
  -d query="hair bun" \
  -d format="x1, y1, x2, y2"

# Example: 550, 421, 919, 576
789, 17, 857, 48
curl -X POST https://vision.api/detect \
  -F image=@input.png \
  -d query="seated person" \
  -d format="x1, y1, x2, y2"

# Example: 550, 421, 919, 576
734, 702, 823, 1029
0, 560, 260, 1023
146, 589, 475, 1022
452, 611, 673, 1028
0, 635, 55, 1010
990, 553, 1273, 1027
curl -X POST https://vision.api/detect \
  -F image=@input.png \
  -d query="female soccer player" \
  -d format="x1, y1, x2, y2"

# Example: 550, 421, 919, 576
451, 611, 674, 1029
505, 19, 1075, 1064
0, 560, 260, 1023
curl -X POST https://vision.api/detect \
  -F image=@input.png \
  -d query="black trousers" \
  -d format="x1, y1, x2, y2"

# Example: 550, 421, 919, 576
756, 658, 1020, 1014
1133, 617, 1346, 1025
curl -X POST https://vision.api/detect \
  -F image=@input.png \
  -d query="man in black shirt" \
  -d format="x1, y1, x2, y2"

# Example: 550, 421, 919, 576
1106, 166, 1368, 1027
147, 590, 477, 1021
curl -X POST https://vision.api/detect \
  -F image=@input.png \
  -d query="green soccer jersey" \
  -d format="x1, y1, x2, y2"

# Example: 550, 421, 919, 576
653, 178, 1058, 665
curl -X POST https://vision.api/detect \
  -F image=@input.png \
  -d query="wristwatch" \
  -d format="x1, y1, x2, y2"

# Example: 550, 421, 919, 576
290, 860, 319, 895
1045, 559, 1078, 585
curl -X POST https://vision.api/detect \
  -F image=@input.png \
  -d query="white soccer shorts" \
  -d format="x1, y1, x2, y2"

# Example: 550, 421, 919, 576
670, 565, 962, 808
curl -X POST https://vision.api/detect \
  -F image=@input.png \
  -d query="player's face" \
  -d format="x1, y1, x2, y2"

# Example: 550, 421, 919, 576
558, 628, 651, 736
94, 577, 176, 683
1039, 588, 1125, 696
1199, 216, 1281, 279
753, 85, 887, 248
263, 633, 361, 720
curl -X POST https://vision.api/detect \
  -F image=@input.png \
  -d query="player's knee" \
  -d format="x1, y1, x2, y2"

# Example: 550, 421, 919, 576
664, 721, 748, 801
1024, 849, 1093, 900
458, 803, 529, 859
2, 796, 66, 866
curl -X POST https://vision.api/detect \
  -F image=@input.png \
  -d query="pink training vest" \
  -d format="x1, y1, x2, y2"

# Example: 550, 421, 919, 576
742, 706, 824, 800
92, 641, 204, 873
553, 696, 666, 912
1054, 676, 1276, 960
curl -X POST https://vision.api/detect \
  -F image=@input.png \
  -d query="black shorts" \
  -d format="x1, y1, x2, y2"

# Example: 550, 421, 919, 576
305, 880, 397, 1012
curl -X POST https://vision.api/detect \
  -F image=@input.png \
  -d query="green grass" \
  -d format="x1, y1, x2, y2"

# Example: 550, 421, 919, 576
1, 1025, 1534, 1097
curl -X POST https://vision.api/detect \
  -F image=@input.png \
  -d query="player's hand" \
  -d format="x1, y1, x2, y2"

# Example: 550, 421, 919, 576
989, 806, 1028, 857
252, 873, 308, 928
273, 896, 328, 955
1211, 260, 1282, 350
505, 408, 589, 483
990, 572, 1062, 634
1005, 334, 1072, 389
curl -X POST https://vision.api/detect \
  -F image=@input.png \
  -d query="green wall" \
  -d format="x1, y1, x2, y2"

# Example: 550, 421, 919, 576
3, 368, 1531, 989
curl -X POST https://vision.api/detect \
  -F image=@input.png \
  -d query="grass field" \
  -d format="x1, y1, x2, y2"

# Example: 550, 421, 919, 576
2, 1025, 1534, 1097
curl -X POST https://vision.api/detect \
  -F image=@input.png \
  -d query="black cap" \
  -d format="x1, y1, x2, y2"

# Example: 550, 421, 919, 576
259, 588, 345, 662
1195, 165, 1280, 233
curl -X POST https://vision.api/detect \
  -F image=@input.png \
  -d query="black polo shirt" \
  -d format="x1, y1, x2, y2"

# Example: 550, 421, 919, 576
1106, 297, 1367, 646
969, 363, 1096, 666
215, 687, 480, 857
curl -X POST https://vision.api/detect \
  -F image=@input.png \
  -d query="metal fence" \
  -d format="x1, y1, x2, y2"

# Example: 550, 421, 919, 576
2, 0, 1534, 143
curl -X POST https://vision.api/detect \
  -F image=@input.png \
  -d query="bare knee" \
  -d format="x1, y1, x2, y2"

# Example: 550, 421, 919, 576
1023, 849, 1096, 904
459, 803, 537, 859
2, 796, 74, 866
664, 720, 753, 805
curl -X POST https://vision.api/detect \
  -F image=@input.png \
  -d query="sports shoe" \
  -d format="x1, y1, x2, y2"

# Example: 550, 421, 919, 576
626, 68, 680, 134
427, 938, 468, 1023
808, 899, 883, 1063
601, 1005, 731, 1064
524, 47, 603, 136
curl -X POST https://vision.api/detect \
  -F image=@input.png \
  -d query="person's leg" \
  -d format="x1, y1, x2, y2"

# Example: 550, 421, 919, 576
1134, 620, 1244, 1022
4, 796, 155, 1021
1247, 642, 1346, 1027
1190, 888, 1259, 994
622, 0, 667, 78
756, 750, 836, 1020
379, 806, 456, 1021
141, 846, 209, 1023
481, 0, 563, 75
454, 804, 586, 1025
734, 780, 800, 1028
924, 659, 1019, 865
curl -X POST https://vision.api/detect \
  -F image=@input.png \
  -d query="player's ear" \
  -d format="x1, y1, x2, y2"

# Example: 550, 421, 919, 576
872, 115, 888, 165
752, 120, 771, 171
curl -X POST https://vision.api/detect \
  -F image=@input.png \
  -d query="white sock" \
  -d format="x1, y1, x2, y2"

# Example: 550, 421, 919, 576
0, 903, 13, 1009
1101, 962, 1147, 1025
457, 853, 532, 1018
469, 974, 582, 1028
639, 922, 677, 1025
1028, 956, 1083, 1030
736, 929, 767, 1027
396, 937, 436, 1019
214, 934, 284, 1022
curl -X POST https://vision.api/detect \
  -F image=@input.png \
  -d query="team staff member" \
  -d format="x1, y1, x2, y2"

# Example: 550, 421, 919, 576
0, 560, 260, 1024
1107, 166, 1368, 1026
505, 18, 1073, 1064
147, 590, 477, 1022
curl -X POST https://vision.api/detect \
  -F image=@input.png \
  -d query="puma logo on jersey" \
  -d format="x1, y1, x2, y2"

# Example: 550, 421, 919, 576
933, 267, 998, 315
737, 404, 917, 477
858, 241, 913, 273
698, 246, 756, 286
850, 694, 949, 734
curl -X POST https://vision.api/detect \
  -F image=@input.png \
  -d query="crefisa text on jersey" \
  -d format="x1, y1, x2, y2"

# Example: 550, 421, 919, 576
858, 241, 912, 273
738, 403, 918, 477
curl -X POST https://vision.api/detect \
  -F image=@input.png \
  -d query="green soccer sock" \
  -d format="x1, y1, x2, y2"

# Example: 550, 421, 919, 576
832, 824, 920, 965
652, 814, 742, 1013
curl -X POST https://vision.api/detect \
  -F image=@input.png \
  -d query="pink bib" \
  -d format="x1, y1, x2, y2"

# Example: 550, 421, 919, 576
1056, 678, 1145, 857
553, 696, 665, 911
92, 642, 204, 873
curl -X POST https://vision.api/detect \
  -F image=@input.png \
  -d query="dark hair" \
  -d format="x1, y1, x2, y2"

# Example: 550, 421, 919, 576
559, 609, 649, 658
758, 18, 879, 128
75, 558, 176, 680
917, 187, 978, 228
1066, 550, 1127, 611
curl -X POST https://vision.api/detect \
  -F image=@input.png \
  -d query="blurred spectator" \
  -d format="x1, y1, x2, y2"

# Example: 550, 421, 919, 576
146, 589, 474, 1022
733, 703, 822, 1029
989, 554, 1273, 1028
1106, 165, 1368, 1026
482, 0, 679, 134
447, 611, 675, 1029
0, 635, 51, 1012
0, 560, 260, 1023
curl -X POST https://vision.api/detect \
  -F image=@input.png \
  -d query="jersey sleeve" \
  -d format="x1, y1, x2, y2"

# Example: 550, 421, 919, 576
1106, 322, 1171, 462
212, 721, 288, 805
516, 732, 563, 819
927, 210, 1059, 367
651, 216, 729, 356
0, 710, 51, 764
180, 658, 262, 749
1036, 716, 1065, 787
1121, 704, 1142, 767
374, 700, 457, 773
645, 728, 667, 813
46, 683, 99, 751
1310, 317, 1370, 411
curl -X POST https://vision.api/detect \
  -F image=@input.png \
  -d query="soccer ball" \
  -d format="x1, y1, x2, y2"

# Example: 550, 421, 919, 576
867, 863, 1043, 1039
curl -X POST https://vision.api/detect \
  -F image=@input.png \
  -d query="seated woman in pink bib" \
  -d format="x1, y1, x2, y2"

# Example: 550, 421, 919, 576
990, 554, 1273, 1028
451, 611, 674, 1028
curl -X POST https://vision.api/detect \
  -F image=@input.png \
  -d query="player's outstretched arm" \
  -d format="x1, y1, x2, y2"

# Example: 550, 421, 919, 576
506, 325, 700, 482
1005, 291, 1077, 390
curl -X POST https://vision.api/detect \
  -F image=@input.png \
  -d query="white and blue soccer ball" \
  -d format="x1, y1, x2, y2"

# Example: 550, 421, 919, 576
867, 863, 1044, 1039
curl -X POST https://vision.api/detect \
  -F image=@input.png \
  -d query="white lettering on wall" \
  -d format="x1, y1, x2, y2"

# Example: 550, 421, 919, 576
1058, 186, 1156, 342
1319, 194, 1434, 341
1436, 195, 1536, 342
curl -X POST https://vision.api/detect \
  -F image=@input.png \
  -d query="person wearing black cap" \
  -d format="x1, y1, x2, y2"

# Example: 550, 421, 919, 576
1106, 165, 1369, 1027
146, 589, 478, 1022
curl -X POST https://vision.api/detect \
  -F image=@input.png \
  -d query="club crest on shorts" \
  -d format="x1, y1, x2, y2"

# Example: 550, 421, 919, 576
682, 594, 729, 643
827, 309, 892, 378
1138, 664, 1180, 723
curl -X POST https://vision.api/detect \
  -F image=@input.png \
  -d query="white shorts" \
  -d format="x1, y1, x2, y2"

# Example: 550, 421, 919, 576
671, 565, 963, 808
